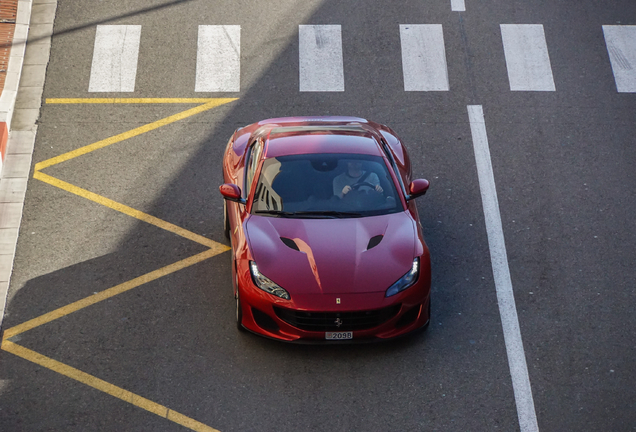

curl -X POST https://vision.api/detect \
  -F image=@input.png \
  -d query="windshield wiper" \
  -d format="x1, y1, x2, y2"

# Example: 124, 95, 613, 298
253, 210, 363, 219
253, 210, 296, 217
292, 211, 363, 218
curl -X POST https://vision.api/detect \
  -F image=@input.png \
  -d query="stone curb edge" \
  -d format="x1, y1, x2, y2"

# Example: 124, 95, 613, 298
0, 0, 56, 330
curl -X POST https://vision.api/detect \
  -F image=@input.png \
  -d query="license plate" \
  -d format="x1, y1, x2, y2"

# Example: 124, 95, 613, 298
325, 331, 353, 340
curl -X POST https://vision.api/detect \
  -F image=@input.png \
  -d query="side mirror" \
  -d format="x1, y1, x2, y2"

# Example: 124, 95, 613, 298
407, 179, 429, 200
219, 183, 246, 204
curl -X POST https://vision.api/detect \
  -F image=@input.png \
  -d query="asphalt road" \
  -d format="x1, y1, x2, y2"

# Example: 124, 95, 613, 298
1, 0, 635, 431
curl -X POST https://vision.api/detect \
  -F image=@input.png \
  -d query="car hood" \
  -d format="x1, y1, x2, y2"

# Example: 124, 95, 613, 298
245, 212, 416, 295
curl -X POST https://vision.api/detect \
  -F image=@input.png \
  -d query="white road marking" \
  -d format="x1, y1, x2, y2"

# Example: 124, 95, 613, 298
500, 24, 556, 91
468, 105, 540, 432
299, 25, 344, 92
195, 25, 241, 92
451, 0, 466, 12
400, 24, 450, 91
603, 25, 636, 93
89, 25, 141, 92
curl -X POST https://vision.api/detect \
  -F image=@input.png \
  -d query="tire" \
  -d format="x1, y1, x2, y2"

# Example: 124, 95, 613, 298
236, 290, 246, 331
223, 200, 231, 240
422, 296, 431, 331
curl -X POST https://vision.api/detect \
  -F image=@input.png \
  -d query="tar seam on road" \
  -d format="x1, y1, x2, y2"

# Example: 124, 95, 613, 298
467, 105, 540, 432
2, 98, 236, 432
457, 14, 478, 103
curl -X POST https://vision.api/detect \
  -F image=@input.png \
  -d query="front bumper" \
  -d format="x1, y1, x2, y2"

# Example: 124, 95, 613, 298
236, 260, 431, 342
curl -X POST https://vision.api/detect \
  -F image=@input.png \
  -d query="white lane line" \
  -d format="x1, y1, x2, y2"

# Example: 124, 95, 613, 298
299, 25, 344, 92
468, 105, 539, 432
500, 24, 556, 91
89, 25, 141, 92
603, 25, 636, 93
400, 24, 450, 91
195, 25, 241, 92
451, 0, 466, 12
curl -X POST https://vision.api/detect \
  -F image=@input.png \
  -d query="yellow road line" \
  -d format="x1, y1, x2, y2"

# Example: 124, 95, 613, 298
3, 248, 221, 340
46, 98, 228, 104
12, 98, 235, 430
1, 341, 221, 432
35, 98, 237, 171
34, 171, 229, 251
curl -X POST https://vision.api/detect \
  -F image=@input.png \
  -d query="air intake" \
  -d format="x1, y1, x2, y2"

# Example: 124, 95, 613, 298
280, 237, 300, 251
367, 235, 384, 250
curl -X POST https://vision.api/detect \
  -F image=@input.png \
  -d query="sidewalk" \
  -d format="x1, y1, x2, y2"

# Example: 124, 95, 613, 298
0, 0, 57, 326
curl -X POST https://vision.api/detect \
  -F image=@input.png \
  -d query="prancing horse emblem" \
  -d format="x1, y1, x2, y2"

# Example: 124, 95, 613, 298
336, 298, 341, 304
334, 318, 343, 328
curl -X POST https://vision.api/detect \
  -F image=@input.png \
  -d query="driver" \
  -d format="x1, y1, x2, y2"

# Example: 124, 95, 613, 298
333, 161, 383, 199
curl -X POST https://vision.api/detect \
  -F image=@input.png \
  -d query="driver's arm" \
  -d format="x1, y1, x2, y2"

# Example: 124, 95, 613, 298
369, 173, 383, 193
333, 175, 349, 199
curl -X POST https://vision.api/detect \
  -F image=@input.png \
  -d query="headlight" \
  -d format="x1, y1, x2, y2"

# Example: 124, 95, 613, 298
385, 258, 419, 297
249, 261, 291, 300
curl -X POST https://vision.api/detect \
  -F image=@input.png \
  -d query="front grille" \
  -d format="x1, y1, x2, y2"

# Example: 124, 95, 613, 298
274, 304, 401, 332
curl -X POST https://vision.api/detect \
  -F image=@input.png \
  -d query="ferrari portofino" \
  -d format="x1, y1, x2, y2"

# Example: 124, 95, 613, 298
220, 116, 431, 342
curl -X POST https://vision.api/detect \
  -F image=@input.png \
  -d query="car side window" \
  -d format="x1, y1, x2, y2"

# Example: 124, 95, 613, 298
245, 140, 263, 197
381, 141, 407, 197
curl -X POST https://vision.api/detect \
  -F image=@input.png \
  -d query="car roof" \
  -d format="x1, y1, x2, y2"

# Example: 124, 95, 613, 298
262, 124, 385, 158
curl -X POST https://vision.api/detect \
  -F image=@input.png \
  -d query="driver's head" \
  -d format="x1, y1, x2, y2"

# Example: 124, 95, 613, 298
347, 161, 363, 176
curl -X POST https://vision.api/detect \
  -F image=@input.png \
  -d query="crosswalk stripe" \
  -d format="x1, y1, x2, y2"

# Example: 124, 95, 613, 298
88, 25, 142, 93
299, 25, 345, 92
195, 25, 241, 93
400, 24, 450, 91
500, 24, 556, 92
603, 25, 636, 93
451, 0, 466, 12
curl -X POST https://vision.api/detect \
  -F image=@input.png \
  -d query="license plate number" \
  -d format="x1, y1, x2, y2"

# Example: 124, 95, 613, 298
325, 331, 353, 340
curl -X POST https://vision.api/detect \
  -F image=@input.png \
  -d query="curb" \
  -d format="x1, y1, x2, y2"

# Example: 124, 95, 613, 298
0, 0, 55, 329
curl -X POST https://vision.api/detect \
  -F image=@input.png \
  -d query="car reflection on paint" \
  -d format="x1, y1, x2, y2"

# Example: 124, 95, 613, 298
220, 116, 431, 342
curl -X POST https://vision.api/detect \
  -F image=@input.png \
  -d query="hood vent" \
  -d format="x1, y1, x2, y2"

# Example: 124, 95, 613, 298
280, 237, 300, 251
367, 235, 384, 250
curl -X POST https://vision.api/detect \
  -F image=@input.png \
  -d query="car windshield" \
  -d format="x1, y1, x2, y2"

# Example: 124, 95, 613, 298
251, 153, 403, 218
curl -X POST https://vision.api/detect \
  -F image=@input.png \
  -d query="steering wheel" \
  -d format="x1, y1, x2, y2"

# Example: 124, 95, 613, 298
351, 182, 376, 191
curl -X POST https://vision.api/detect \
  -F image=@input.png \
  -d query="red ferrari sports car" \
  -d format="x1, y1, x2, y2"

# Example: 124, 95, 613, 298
220, 116, 431, 342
